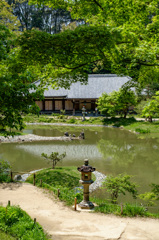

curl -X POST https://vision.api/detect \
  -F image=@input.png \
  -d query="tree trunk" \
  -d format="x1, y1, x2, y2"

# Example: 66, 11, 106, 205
124, 111, 127, 118
148, 116, 152, 122
53, 161, 55, 169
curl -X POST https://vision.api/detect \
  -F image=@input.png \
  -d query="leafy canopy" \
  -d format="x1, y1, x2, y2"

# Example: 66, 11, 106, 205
0, 24, 43, 135
0, 0, 20, 32
97, 88, 136, 118
15, 0, 159, 85
142, 91, 159, 121
139, 183, 159, 206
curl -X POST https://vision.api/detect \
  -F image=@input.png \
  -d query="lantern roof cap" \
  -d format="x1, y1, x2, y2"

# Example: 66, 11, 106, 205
77, 159, 96, 173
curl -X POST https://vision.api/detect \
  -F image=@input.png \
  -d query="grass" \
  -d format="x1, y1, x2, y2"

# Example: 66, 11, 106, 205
124, 120, 159, 138
91, 197, 159, 218
0, 205, 50, 239
26, 167, 84, 206
23, 113, 138, 127
26, 167, 159, 218
0, 230, 16, 240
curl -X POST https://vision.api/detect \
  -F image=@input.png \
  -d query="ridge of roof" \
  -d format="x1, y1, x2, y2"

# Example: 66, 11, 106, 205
88, 74, 123, 77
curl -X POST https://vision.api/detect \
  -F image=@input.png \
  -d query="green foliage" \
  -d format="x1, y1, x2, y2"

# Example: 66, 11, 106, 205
0, 23, 44, 136
0, 24, 12, 61
92, 197, 152, 217
7, 0, 73, 33
0, 73, 43, 136
0, 159, 11, 182
135, 100, 150, 116
97, 88, 137, 118
142, 91, 159, 122
101, 174, 138, 204
94, 202, 149, 217
29, 104, 41, 116
26, 167, 83, 205
0, 205, 48, 239
135, 128, 150, 134
0, 230, 16, 240
122, 204, 149, 217
0, 1, 20, 32
41, 152, 66, 169
17, 0, 159, 87
60, 109, 65, 115
68, 118, 76, 123
139, 183, 159, 206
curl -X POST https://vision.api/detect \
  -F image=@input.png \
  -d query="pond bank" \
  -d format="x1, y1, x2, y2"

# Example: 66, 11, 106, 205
0, 122, 118, 143
16, 169, 106, 193
0, 133, 79, 143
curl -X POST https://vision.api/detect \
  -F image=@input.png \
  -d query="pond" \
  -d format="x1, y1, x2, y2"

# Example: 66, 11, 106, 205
0, 125, 159, 206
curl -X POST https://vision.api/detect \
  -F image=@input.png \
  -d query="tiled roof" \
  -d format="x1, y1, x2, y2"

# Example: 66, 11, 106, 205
36, 74, 130, 99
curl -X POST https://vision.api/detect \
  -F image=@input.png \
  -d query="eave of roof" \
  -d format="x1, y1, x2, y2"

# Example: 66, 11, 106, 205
35, 74, 130, 99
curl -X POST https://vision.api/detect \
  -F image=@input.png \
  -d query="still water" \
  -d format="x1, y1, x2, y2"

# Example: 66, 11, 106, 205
0, 125, 159, 195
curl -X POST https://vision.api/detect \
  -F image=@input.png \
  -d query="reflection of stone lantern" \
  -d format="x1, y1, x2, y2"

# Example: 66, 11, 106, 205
82, 105, 86, 121
77, 159, 96, 209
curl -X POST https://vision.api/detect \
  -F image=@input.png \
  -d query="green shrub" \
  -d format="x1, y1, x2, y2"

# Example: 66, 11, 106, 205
0, 206, 48, 239
122, 204, 148, 217
135, 128, 150, 134
94, 202, 121, 215
93, 200, 153, 217
0, 230, 16, 240
0, 160, 11, 183
69, 118, 76, 123
51, 113, 60, 116
101, 174, 138, 204
26, 167, 82, 206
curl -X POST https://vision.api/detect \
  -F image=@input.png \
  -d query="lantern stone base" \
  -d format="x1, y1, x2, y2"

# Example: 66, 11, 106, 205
78, 200, 94, 209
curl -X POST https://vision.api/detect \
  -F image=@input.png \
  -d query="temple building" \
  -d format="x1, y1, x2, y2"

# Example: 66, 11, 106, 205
34, 74, 130, 114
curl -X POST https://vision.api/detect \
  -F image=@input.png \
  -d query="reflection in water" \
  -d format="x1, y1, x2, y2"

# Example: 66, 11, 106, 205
0, 126, 159, 195
16, 143, 102, 160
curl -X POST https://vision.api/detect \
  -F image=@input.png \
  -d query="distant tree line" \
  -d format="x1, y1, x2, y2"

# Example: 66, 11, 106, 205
6, 0, 77, 33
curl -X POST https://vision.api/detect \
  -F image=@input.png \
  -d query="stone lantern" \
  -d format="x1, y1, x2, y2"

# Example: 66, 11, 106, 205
82, 106, 86, 121
77, 159, 96, 209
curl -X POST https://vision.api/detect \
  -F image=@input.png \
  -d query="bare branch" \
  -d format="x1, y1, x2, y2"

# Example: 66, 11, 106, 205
92, 0, 104, 11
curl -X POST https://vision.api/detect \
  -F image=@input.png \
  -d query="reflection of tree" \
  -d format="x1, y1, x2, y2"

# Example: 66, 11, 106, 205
97, 136, 159, 178
98, 139, 136, 170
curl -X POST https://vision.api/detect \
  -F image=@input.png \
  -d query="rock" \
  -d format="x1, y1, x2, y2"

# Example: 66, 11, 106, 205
64, 132, 69, 137
73, 134, 76, 137
79, 132, 85, 139
14, 174, 22, 181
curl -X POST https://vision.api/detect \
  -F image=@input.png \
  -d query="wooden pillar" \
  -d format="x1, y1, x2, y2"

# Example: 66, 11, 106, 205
91, 100, 95, 111
73, 101, 75, 115
52, 99, 55, 111
43, 100, 45, 111
62, 99, 65, 110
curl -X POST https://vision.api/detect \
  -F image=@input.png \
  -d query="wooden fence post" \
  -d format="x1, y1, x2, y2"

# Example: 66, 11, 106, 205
33, 173, 36, 186
10, 171, 13, 182
57, 189, 60, 197
40, 179, 42, 187
121, 203, 123, 215
8, 200, 10, 207
74, 197, 77, 211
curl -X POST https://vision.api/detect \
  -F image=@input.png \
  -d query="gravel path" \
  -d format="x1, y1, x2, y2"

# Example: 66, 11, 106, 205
0, 183, 159, 240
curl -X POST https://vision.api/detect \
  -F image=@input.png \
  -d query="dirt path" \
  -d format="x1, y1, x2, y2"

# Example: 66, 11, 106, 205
0, 183, 159, 240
